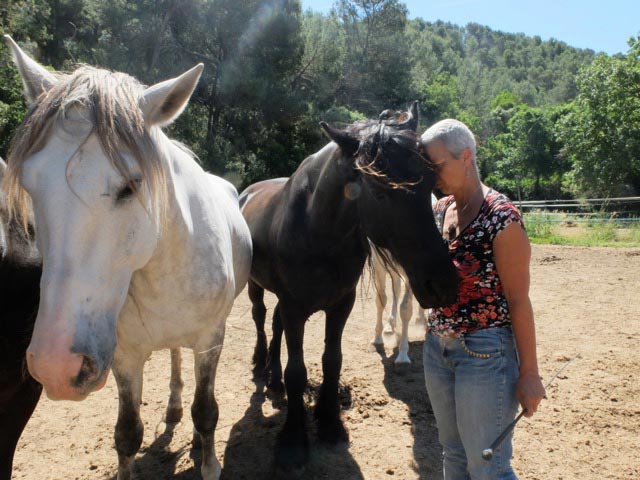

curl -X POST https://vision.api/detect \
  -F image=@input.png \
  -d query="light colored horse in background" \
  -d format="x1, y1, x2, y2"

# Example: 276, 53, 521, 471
4, 35, 252, 480
371, 194, 437, 365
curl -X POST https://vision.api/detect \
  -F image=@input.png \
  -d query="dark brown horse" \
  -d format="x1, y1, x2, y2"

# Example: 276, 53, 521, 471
239, 103, 458, 474
0, 157, 42, 480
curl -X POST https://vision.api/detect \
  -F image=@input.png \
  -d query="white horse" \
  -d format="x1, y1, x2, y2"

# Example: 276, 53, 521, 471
370, 194, 437, 364
4, 36, 252, 480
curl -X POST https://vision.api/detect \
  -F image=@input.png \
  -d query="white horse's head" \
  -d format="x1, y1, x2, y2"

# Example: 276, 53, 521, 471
4, 35, 203, 400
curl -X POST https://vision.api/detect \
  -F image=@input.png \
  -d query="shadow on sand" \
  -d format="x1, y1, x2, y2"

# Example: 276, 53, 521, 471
221, 377, 364, 480
107, 421, 200, 480
105, 342, 437, 480
376, 339, 443, 480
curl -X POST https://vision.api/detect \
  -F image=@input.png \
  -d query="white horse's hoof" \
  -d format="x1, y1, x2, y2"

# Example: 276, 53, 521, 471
201, 460, 222, 480
371, 336, 384, 346
383, 323, 394, 334
394, 352, 411, 365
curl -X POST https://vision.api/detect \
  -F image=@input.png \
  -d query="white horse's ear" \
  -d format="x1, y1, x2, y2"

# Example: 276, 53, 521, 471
139, 63, 204, 127
4, 35, 57, 104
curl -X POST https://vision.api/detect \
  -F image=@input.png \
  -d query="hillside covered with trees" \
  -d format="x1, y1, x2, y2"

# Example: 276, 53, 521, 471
1, 0, 639, 198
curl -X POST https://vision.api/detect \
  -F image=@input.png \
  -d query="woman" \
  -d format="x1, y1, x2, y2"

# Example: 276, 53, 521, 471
420, 119, 545, 479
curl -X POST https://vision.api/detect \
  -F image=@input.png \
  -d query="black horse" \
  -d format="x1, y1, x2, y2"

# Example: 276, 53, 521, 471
239, 102, 458, 474
0, 158, 42, 480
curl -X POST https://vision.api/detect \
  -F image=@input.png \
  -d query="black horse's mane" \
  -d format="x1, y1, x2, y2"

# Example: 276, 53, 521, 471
349, 120, 433, 191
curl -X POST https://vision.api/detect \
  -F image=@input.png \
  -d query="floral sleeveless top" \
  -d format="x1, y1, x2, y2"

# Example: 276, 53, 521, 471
428, 190, 524, 336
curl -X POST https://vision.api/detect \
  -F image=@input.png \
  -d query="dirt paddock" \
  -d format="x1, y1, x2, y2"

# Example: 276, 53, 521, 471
11, 244, 640, 479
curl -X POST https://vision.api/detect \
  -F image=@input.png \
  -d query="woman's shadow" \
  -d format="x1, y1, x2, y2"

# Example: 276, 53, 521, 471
375, 339, 443, 480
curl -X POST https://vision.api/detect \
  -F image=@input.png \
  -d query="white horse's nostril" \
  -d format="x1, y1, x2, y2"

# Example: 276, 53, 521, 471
73, 355, 99, 388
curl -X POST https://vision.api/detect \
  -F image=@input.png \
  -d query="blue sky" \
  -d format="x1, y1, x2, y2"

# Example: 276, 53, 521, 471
300, 0, 639, 55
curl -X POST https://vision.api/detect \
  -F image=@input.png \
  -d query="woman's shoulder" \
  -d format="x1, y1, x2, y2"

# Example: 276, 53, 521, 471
433, 194, 454, 213
482, 189, 524, 234
485, 189, 520, 215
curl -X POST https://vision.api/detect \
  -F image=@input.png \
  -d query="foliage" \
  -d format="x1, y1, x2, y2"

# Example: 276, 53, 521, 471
1, 0, 635, 201
525, 212, 640, 248
557, 38, 640, 196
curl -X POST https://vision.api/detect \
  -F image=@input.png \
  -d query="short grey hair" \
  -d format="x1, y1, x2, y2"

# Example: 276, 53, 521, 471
420, 119, 476, 161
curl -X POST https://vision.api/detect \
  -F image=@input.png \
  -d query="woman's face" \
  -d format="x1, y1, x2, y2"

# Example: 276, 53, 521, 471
425, 140, 467, 195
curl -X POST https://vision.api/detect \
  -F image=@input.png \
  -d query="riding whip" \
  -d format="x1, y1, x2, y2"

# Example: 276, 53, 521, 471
481, 352, 582, 461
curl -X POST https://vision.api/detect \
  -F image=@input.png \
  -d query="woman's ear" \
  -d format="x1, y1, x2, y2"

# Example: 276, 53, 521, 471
461, 147, 472, 165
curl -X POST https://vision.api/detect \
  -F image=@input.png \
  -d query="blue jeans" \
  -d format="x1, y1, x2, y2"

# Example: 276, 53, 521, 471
423, 327, 520, 480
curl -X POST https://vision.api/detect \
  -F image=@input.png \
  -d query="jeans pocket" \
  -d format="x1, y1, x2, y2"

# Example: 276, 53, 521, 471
460, 329, 505, 359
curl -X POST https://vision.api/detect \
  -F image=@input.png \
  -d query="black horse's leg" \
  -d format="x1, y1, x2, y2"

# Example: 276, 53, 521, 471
112, 351, 147, 480
0, 376, 42, 480
266, 302, 285, 393
191, 335, 224, 480
275, 302, 309, 472
248, 279, 268, 371
315, 290, 356, 444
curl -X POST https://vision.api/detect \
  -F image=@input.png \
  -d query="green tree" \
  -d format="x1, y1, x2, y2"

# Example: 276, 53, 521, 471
0, 0, 54, 155
558, 38, 640, 196
334, 0, 412, 112
483, 104, 569, 199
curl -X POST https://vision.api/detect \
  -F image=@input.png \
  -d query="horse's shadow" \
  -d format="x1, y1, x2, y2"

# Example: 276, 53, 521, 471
376, 339, 443, 480
106, 420, 201, 480
102, 342, 435, 480
221, 377, 364, 480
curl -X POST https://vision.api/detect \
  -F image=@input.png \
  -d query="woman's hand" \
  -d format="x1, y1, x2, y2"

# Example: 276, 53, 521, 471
516, 371, 546, 417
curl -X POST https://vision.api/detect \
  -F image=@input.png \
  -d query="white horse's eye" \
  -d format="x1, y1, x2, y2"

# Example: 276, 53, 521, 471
116, 178, 142, 203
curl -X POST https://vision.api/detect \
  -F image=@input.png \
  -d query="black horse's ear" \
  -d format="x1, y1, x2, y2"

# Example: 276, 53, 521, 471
320, 122, 360, 156
396, 101, 419, 132
379, 109, 397, 121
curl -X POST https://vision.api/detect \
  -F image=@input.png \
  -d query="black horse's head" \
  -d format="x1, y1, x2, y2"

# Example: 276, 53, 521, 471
321, 102, 458, 308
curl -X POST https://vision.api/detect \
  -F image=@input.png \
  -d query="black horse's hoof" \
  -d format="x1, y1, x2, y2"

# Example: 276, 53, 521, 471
274, 462, 306, 480
316, 417, 349, 444
252, 338, 268, 372
275, 432, 309, 478
267, 377, 285, 395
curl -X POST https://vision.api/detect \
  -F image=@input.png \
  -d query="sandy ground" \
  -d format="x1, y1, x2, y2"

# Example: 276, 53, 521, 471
11, 244, 640, 480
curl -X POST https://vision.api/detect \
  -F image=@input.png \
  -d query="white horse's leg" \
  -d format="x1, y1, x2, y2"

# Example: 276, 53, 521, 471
416, 304, 427, 327
395, 282, 413, 365
165, 348, 183, 423
386, 269, 401, 332
372, 255, 387, 346
192, 338, 224, 480
112, 351, 147, 480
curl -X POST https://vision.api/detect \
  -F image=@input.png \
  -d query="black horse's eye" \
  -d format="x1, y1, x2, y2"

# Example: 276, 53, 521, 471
116, 178, 142, 203
372, 189, 386, 201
